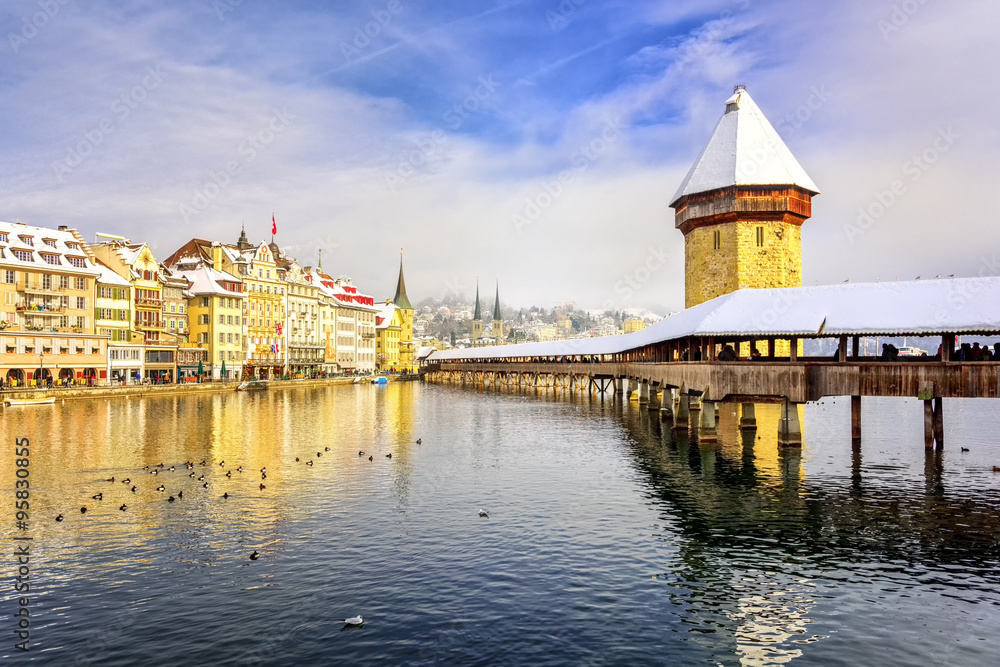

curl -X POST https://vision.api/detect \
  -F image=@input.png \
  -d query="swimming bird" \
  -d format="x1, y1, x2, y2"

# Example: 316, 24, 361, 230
219, 461, 225, 466
55, 514, 64, 522
131, 486, 137, 493
106, 477, 115, 482
237, 466, 243, 472
150, 470, 159, 475
993, 466, 1000, 472
343, 616, 364, 626
416, 438, 422, 444
385, 453, 392, 459
198, 475, 205, 481
122, 478, 130, 484
223, 492, 229, 499
167, 496, 175, 502
260, 467, 267, 473
157, 462, 163, 468
177, 491, 183, 499
359, 451, 364, 456
81, 507, 87, 514
961, 447, 970, 452
156, 485, 165, 492
189, 472, 196, 477
92, 493, 102, 500
317, 452, 322, 457
295, 457, 300, 462
478, 509, 489, 518
306, 460, 314, 466
325, 447, 330, 451
119, 504, 127, 511
368, 455, 373, 461
203, 482, 209, 488
260, 483, 266, 490
250, 551, 259, 560
261, 473, 267, 480
226, 471, 232, 478
168, 466, 175, 471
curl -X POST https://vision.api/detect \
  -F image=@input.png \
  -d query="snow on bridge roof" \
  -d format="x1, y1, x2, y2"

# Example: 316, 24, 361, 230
427, 277, 1000, 362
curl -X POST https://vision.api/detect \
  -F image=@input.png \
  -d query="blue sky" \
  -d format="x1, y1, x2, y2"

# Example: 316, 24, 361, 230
2, 0, 998, 314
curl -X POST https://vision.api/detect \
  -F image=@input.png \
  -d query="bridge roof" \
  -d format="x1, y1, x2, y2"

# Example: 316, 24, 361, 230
428, 277, 1000, 361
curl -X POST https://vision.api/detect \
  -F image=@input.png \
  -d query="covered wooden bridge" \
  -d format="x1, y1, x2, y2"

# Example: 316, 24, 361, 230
426, 277, 1000, 448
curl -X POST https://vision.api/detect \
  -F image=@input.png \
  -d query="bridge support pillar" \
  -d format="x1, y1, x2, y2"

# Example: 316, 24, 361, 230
739, 403, 757, 430
778, 399, 802, 447
647, 384, 661, 410
675, 386, 689, 430
851, 395, 861, 442
614, 377, 624, 396
698, 401, 718, 442
923, 398, 944, 449
659, 388, 674, 421
638, 381, 649, 405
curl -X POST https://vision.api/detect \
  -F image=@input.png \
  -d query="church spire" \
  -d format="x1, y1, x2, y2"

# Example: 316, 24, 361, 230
393, 252, 412, 310
473, 281, 482, 321
317, 248, 323, 273
492, 281, 502, 321
236, 223, 251, 250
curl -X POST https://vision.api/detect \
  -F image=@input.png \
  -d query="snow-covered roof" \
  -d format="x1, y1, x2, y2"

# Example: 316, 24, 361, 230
670, 88, 819, 206
94, 260, 131, 287
375, 302, 399, 329
0, 220, 99, 275
428, 277, 1000, 361
173, 265, 244, 297
416, 346, 438, 360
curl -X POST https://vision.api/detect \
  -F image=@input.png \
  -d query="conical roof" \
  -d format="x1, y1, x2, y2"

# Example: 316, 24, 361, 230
473, 282, 482, 321
670, 87, 819, 206
393, 256, 412, 310
492, 282, 502, 321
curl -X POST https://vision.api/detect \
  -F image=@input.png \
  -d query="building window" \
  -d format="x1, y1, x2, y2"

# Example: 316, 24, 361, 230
756, 226, 765, 247
76, 297, 86, 309
5, 270, 15, 284
199, 314, 209, 325
202, 297, 210, 307
219, 314, 224, 325
713, 230, 721, 250
76, 277, 86, 290
13, 250, 33, 262
219, 332, 225, 343
43, 254, 60, 265
69, 257, 87, 268
60, 276, 69, 289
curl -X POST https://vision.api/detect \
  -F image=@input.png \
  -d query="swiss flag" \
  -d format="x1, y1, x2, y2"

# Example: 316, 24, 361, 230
272, 214, 277, 235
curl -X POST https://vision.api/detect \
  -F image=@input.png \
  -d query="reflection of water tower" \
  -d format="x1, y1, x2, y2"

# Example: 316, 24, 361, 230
670, 86, 820, 309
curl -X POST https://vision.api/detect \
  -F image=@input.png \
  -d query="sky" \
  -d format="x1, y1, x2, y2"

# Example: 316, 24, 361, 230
2, 0, 998, 315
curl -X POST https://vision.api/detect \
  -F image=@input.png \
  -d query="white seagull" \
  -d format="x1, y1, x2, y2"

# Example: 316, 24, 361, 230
343, 615, 364, 626
478, 509, 489, 518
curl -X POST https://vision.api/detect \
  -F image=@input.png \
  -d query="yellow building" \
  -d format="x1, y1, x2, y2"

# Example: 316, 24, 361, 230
0, 221, 107, 386
172, 265, 244, 381
375, 300, 402, 370
622, 317, 646, 334
670, 86, 819, 309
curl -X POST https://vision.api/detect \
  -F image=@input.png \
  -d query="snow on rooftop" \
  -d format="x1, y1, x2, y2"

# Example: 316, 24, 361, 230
173, 265, 243, 297
670, 87, 819, 206
428, 277, 1000, 362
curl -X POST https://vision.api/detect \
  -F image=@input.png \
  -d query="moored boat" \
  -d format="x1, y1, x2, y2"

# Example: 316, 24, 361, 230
4, 397, 56, 406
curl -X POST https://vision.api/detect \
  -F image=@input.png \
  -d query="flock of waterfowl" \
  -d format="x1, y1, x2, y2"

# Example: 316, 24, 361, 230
51, 440, 431, 562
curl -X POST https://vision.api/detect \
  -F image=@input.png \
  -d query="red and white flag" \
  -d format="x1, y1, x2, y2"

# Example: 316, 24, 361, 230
272, 213, 277, 235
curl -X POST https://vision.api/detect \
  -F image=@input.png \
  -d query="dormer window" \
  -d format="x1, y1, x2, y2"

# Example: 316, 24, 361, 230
19, 235, 33, 246
43, 238, 57, 247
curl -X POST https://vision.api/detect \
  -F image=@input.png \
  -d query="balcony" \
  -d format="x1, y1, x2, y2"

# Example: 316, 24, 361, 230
136, 297, 163, 307
16, 304, 65, 314
19, 285, 66, 295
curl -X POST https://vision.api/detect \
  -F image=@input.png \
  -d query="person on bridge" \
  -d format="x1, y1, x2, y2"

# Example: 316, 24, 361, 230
718, 345, 737, 361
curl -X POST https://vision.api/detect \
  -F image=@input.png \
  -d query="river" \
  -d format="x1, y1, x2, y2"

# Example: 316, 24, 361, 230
2, 382, 999, 665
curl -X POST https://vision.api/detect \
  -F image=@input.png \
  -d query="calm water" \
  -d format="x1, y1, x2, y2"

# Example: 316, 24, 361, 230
2, 382, 1000, 666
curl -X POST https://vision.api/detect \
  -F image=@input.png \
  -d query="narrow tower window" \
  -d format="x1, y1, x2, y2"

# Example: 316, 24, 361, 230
755, 226, 764, 247
713, 230, 721, 250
